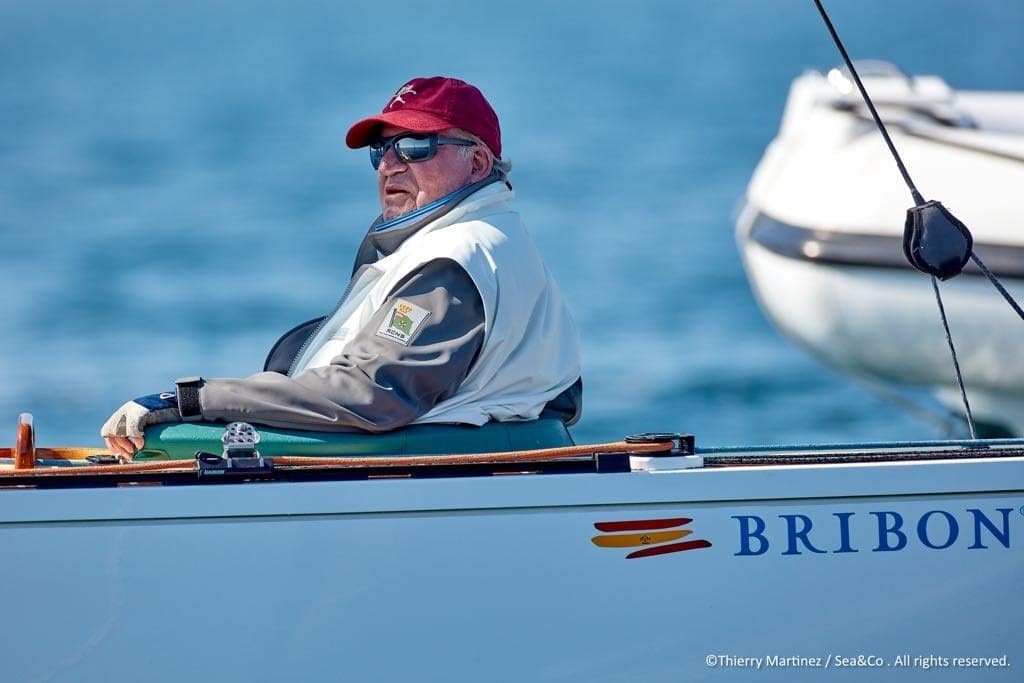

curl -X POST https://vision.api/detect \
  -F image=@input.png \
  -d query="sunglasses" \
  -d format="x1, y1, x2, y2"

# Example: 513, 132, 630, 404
369, 133, 476, 169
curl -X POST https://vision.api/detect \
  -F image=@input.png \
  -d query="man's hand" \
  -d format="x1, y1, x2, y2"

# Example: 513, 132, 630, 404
101, 392, 182, 458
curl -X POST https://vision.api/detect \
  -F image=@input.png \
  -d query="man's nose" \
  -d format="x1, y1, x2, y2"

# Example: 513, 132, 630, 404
378, 146, 407, 174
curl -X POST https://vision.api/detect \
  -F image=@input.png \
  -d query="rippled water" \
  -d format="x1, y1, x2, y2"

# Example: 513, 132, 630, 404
2, 0, 1022, 448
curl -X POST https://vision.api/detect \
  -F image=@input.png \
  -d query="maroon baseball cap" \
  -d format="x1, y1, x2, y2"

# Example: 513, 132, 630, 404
345, 76, 502, 158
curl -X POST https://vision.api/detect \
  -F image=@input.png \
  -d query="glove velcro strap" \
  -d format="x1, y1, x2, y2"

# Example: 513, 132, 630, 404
175, 376, 205, 421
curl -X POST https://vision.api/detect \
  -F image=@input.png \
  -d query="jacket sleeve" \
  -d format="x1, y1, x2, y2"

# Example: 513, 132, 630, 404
194, 258, 485, 432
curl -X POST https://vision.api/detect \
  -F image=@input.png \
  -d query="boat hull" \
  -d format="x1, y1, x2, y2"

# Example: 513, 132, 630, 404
737, 67, 1024, 434
2, 455, 1021, 681
739, 225, 1024, 433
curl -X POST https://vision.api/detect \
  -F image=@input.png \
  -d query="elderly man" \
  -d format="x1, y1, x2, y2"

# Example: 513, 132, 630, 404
102, 76, 582, 457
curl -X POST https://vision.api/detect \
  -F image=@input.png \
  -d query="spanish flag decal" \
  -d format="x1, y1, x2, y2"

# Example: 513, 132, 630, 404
592, 517, 712, 559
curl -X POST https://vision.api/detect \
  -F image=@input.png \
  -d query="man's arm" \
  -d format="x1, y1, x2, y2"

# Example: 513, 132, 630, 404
198, 258, 484, 431
101, 259, 485, 455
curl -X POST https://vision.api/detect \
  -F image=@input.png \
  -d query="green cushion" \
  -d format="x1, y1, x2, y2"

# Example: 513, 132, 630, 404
135, 419, 575, 461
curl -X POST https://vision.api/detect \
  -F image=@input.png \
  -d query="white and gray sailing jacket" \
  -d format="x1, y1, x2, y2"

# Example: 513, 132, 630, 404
190, 181, 582, 432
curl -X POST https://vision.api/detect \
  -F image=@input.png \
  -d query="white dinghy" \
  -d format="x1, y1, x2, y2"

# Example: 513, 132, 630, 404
737, 62, 1024, 435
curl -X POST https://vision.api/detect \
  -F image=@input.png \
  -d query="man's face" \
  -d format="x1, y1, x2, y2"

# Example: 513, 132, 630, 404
376, 125, 476, 221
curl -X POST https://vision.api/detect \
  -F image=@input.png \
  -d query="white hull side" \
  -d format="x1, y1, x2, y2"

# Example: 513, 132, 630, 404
737, 69, 1024, 432
1, 458, 1021, 682
740, 236, 1024, 431
747, 73, 1024, 245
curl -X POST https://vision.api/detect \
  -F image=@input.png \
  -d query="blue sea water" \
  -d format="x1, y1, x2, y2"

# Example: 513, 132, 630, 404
1, 0, 1022, 448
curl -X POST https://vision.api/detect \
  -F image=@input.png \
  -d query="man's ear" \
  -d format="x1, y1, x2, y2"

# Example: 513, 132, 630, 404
469, 146, 493, 181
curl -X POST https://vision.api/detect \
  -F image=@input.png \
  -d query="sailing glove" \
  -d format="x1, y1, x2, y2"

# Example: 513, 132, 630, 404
101, 392, 182, 456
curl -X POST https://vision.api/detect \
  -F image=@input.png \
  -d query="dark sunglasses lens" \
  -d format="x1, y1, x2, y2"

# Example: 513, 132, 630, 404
395, 136, 434, 162
369, 145, 385, 169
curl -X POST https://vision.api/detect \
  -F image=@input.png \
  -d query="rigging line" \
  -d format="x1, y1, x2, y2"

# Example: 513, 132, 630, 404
815, 2, 1024, 327
845, 373, 966, 438
813, 0, 985, 438
812, 0, 925, 207
930, 276, 977, 440
971, 253, 1024, 322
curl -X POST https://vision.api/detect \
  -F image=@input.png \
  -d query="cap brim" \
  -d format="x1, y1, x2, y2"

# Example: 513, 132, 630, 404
345, 110, 454, 148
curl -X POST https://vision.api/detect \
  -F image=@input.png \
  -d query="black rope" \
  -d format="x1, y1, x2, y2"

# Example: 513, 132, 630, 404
930, 276, 977, 439
817, 2, 1024, 325
812, 0, 925, 207
971, 253, 1024, 322
847, 374, 968, 438
812, 0, 985, 437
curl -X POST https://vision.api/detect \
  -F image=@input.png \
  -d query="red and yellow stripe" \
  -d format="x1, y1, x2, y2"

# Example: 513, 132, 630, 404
592, 516, 711, 559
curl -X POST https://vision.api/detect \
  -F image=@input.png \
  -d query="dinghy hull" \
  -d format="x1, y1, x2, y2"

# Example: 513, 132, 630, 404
738, 66, 1024, 435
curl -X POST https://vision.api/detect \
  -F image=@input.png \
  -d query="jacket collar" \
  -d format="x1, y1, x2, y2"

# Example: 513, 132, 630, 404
365, 172, 509, 258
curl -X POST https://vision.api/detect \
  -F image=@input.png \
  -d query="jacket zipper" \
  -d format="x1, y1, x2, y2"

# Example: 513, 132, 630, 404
286, 265, 375, 377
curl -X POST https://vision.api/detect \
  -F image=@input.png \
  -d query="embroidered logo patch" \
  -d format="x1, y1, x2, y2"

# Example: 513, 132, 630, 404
377, 300, 430, 345
389, 84, 417, 108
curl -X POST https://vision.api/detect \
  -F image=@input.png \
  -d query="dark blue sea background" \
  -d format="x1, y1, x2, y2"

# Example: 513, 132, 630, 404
2, 0, 1023, 448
